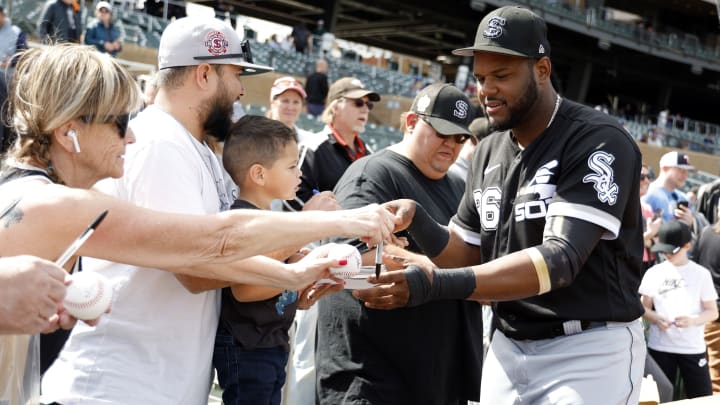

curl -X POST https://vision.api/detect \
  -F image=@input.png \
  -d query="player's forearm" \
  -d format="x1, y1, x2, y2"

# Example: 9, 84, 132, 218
429, 231, 481, 268
466, 250, 541, 301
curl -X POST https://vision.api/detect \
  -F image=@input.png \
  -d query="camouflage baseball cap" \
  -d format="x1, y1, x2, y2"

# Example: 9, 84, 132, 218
453, 6, 550, 58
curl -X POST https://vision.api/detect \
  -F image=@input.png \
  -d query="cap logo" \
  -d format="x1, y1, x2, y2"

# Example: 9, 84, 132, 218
416, 94, 431, 113
538, 44, 545, 54
204, 31, 229, 56
453, 100, 469, 119
483, 16, 506, 39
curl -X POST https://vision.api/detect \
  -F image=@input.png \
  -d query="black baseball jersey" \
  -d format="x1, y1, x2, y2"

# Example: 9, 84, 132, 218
451, 99, 645, 339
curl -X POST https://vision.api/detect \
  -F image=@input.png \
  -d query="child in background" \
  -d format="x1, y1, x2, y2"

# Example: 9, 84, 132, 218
640, 220, 719, 398
214, 115, 342, 405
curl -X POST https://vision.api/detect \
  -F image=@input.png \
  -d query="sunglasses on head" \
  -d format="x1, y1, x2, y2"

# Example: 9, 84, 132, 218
418, 116, 471, 144
81, 114, 130, 137
346, 98, 374, 110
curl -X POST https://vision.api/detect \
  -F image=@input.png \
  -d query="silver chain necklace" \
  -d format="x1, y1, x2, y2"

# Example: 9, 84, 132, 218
546, 94, 562, 129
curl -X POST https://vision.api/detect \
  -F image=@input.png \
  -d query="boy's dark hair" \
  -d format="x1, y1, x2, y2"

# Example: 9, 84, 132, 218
223, 115, 298, 185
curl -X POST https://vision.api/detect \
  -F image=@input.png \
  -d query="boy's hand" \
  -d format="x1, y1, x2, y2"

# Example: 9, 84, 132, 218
303, 191, 340, 211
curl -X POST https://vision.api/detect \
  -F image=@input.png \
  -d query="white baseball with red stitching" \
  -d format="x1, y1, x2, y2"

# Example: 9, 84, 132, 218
64, 272, 113, 320
328, 244, 362, 278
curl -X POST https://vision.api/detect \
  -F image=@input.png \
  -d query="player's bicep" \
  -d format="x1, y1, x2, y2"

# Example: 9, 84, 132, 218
550, 128, 640, 238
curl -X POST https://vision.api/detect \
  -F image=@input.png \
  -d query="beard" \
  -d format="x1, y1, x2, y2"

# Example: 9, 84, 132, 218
202, 86, 234, 142
487, 72, 539, 132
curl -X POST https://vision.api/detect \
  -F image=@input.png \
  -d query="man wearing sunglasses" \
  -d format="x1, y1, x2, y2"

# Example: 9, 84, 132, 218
315, 83, 483, 404
288, 77, 380, 211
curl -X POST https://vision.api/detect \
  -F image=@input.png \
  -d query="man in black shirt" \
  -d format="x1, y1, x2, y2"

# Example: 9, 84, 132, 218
305, 59, 329, 117
356, 6, 646, 404
316, 83, 481, 404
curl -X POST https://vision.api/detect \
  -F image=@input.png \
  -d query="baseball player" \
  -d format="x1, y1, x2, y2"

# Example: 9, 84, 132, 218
355, 6, 646, 404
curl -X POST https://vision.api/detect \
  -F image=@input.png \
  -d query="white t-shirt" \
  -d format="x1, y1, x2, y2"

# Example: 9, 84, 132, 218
42, 106, 224, 404
639, 260, 718, 354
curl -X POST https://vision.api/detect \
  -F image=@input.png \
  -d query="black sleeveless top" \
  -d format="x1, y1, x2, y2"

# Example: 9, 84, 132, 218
0, 164, 81, 373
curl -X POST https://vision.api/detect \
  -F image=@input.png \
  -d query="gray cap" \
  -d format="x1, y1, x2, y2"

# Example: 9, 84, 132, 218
453, 6, 550, 58
411, 83, 473, 136
158, 16, 273, 75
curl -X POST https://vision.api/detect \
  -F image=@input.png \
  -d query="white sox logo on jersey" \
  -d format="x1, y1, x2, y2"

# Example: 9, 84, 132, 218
483, 17, 506, 39
514, 160, 558, 222
582, 151, 618, 205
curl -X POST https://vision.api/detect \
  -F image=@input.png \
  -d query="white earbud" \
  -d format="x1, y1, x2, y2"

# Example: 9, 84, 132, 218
67, 129, 81, 153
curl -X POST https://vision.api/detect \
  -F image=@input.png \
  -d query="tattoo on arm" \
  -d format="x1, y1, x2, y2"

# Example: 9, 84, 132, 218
1, 207, 23, 229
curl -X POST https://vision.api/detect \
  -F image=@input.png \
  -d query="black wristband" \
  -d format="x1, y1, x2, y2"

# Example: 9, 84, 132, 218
405, 265, 476, 307
406, 203, 449, 258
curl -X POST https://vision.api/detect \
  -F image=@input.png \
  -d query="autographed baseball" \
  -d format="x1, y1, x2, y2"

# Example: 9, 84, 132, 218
64, 272, 113, 320
327, 244, 362, 278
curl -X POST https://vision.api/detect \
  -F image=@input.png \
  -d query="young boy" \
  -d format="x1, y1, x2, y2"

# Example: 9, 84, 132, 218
214, 115, 342, 405
640, 220, 719, 398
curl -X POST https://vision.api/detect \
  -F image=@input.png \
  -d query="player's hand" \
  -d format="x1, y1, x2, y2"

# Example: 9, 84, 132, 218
337, 204, 396, 246
381, 199, 416, 232
297, 282, 343, 309
302, 191, 340, 212
352, 269, 412, 310
0, 256, 68, 335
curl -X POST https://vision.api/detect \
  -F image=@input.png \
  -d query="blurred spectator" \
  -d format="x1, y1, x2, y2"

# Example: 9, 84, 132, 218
291, 22, 310, 54
640, 164, 662, 272
267, 76, 314, 143
305, 59, 329, 117
0, 5, 27, 80
38, 0, 81, 43
311, 19, 326, 55
267, 34, 281, 50
694, 206, 720, 393
640, 221, 718, 399
84, 1, 122, 57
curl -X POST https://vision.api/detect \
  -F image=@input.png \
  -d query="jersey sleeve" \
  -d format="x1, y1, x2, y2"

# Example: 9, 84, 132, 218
546, 125, 640, 239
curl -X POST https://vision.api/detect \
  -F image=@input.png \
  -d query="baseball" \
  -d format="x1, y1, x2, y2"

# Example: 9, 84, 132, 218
64, 272, 113, 320
327, 244, 362, 278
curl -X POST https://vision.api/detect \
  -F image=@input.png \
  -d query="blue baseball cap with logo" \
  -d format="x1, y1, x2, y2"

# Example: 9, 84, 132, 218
453, 6, 550, 58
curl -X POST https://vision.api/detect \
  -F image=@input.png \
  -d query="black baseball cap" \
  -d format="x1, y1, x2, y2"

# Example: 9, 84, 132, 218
651, 221, 692, 254
453, 6, 550, 58
411, 83, 473, 136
